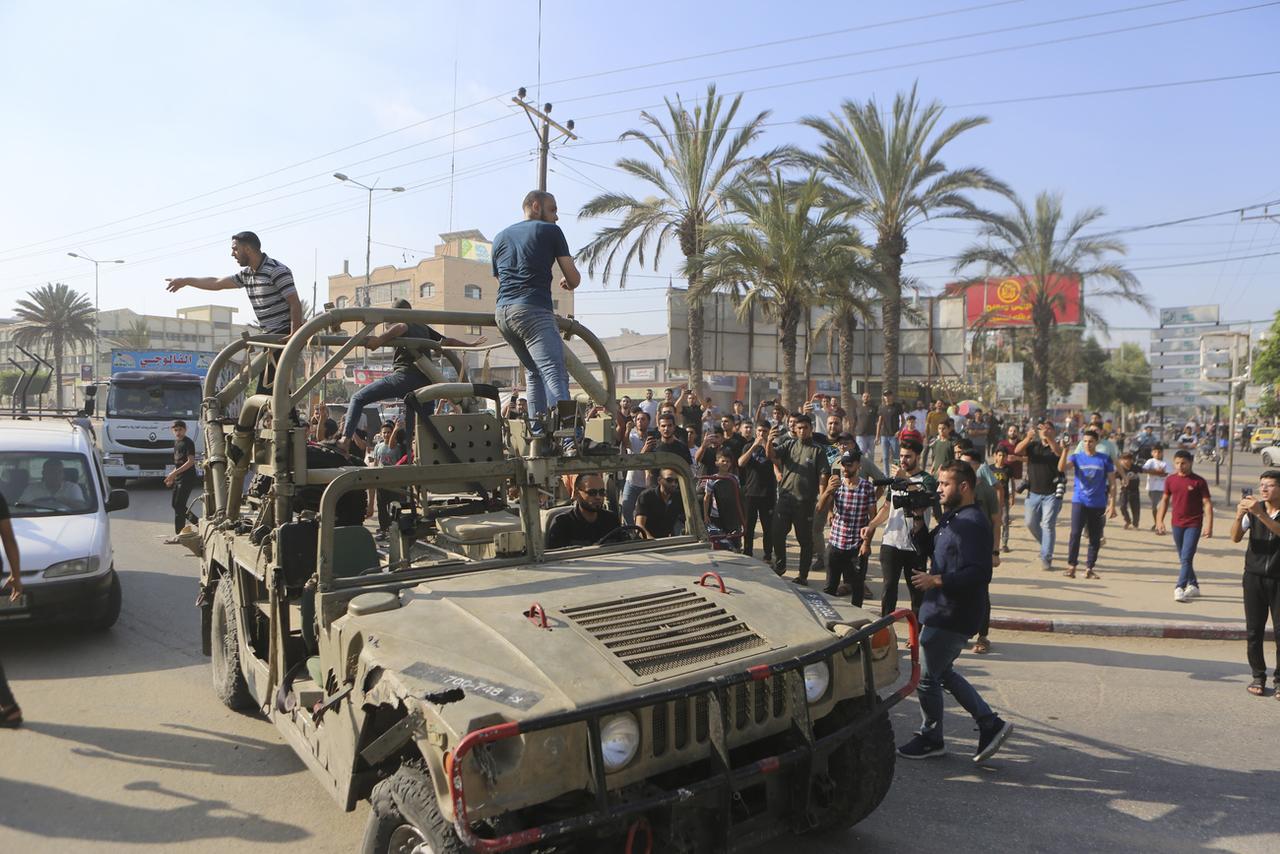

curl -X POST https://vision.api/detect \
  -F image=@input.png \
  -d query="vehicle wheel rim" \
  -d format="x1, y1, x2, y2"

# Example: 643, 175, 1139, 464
388, 823, 429, 854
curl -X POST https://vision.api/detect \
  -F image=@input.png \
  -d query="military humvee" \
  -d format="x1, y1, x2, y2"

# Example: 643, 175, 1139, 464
195, 307, 918, 853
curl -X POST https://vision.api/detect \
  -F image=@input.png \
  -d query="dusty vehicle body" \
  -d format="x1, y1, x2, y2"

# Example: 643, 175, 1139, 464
195, 307, 918, 852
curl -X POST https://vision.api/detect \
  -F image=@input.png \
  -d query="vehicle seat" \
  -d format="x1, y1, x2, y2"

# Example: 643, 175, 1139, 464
332, 526, 380, 578
436, 510, 522, 544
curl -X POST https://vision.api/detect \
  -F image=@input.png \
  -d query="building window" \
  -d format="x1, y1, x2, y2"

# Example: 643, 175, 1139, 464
335, 296, 349, 309
419, 282, 436, 299
464, 284, 483, 300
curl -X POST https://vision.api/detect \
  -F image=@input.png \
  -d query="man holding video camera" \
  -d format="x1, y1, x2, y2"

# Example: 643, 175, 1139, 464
860, 437, 934, 616
897, 461, 1013, 763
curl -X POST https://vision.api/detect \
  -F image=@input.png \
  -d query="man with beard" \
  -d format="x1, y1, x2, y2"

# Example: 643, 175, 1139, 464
767, 413, 830, 584
546, 473, 623, 549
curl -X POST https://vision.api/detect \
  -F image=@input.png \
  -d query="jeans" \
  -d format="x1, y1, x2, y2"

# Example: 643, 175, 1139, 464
171, 476, 197, 534
1171, 524, 1202, 589
495, 303, 569, 417
773, 493, 815, 578
879, 544, 924, 616
880, 435, 899, 473
856, 435, 875, 458
1024, 492, 1062, 564
825, 545, 869, 606
916, 625, 996, 746
620, 480, 645, 526
1067, 504, 1106, 568
345, 369, 434, 442
743, 494, 775, 561
1243, 573, 1280, 679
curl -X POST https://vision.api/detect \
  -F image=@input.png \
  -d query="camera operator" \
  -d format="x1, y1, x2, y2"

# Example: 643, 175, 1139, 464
860, 438, 934, 616
897, 461, 1013, 762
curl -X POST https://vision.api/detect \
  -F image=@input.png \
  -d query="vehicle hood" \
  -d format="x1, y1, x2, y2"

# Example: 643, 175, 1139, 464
347, 545, 874, 726
11, 513, 106, 573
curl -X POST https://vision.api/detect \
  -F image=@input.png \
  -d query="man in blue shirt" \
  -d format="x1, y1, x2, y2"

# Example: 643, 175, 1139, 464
1059, 429, 1117, 579
897, 461, 1012, 763
491, 191, 581, 423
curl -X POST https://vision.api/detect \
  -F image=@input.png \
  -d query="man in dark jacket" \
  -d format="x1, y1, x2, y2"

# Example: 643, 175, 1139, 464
897, 461, 1013, 763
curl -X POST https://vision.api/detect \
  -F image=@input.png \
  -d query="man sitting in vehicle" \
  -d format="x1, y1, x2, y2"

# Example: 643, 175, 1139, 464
635, 468, 686, 539
23, 459, 87, 508
546, 473, 623, 549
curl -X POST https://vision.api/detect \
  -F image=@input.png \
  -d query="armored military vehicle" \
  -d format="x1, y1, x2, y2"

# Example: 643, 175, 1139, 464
194, 307, 918, 852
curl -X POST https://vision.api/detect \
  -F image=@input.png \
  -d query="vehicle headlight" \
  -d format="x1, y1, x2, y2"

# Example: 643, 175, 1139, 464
44, 556, 101, 578
803, 662, 831, 703
599, 713, 641, 772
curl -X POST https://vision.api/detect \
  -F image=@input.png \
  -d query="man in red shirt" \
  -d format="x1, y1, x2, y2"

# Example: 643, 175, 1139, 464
897, 414, 924, 447
1156, 449, 1214, 603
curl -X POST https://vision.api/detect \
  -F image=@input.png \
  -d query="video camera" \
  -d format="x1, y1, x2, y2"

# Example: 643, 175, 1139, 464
872, 476, 940, 515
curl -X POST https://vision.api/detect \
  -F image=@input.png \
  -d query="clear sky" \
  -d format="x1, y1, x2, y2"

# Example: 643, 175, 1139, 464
1, 0, 1277, 348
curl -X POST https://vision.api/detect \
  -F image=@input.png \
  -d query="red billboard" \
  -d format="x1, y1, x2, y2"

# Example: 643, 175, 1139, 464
944, 275, 1082, 328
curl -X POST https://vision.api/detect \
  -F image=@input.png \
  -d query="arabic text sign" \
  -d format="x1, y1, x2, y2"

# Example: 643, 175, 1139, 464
110, 350, 215, 376
944, 275, 1081, 328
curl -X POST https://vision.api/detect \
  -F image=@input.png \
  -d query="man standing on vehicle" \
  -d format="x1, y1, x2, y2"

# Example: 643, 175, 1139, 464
767, 413, 830, 584
491, 191, 581, 429
1016, 419, 1065, 571
897, 461, 1013, 763
1156, 449, 1214, 602
163, 420, 199, 539
166, 231, 302, 394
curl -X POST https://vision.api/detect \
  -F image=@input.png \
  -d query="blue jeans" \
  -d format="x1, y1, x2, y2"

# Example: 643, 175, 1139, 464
856, 435, 876, 458
620, 480, 645, 526
1171, 524, 1202, 589
344, 369, 434, 441
1024, 491, 1062, 564
880, 435, 899, 473
495, 303, 569, 418
916, 625, 996, 746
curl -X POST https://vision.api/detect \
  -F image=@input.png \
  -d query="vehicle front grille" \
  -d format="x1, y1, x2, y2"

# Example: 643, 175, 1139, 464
562, 588, 767, 677
648, 674, 789, 758
115, 438, 175, 450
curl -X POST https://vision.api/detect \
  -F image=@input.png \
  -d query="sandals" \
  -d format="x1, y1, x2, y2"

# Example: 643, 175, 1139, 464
1247, 678, 1265, 696
1063, 567, 1076, 579
1085, 569, 1101, 580
0, 704, 22, 729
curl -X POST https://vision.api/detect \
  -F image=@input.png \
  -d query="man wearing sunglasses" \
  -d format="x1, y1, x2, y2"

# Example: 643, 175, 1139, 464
546, 473, 623, 549
636, 468, 686, 540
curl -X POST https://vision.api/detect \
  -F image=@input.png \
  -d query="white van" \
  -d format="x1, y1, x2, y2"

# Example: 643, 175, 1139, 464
0, 419, 129, 629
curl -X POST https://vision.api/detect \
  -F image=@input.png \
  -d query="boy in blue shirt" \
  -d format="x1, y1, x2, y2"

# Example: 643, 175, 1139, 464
1058, 429, 1117, 579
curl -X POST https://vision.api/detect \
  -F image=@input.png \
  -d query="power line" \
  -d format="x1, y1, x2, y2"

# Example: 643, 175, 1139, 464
945, 69, 1280, 108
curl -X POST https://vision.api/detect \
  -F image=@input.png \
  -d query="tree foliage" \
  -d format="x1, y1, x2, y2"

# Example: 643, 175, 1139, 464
13, 282, 96, 409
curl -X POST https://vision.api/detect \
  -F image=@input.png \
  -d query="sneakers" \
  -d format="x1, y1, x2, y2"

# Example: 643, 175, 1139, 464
1174, 586, 1187, 602
1184, 584, 1200, 600
1041, 559, 1054, 572
972, 636, 991, 654
897, 734, 946, 760
974, 717, 1014, 763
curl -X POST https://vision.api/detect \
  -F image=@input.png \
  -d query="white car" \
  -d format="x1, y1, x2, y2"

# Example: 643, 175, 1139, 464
1262, 444, 1280, 468
0, 419, 129, 629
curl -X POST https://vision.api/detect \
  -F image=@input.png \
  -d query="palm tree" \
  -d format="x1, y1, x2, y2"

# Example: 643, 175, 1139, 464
812, 257, 882, 423
578, 83, 775, 393
13, 282, 96, 410
953, 191, 1149, 413
690, 171, 866, 410
111, 318, 152, 349
801, 84, 1008, 395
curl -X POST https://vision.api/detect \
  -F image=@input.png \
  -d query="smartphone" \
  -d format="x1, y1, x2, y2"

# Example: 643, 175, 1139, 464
646, 428, 659, 440
1242, 487, 1254, 498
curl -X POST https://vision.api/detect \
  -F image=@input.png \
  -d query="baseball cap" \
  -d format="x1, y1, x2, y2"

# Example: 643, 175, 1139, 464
839, 449, 862, 466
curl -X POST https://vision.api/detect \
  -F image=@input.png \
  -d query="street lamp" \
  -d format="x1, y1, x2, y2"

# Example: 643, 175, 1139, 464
333, 174, 405, 291
68, 251, 124, 385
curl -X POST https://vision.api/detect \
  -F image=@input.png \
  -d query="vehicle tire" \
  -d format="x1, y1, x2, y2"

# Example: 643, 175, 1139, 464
361, 759, 469, 854
89, 571, 123, 631
806, 697, 896, 833
109, 477, 128, 489
211, 576, 255, 712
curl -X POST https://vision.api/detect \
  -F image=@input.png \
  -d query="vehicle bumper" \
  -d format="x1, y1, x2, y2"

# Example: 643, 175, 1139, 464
449, 609, 920, 852
0, 569, 117, 625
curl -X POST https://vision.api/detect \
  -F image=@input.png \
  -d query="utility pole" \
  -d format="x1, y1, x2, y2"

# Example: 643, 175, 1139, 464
512, 87, 577, 191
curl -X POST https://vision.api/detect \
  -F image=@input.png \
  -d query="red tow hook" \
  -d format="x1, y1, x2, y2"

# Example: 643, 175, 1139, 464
523, 601, 550, 629
624, 816, 653, 854
696, 571, 727, 594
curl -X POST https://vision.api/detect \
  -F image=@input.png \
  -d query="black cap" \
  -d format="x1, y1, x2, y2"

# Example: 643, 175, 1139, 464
839, 449, 861, 466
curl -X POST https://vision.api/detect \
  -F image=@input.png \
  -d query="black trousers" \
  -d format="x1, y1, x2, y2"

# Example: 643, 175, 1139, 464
376, 488, 397, 532
0, 659, 15, 708
171, 476, 197, 534
743, 495, 775, 561
1119, 488, 1141, 527
1243, 573, 1280, 680
825, 545, 870, 606
773, 493, 815, 578
1067, 504, 1106, 568
880, 544, 924, 616
978, 592, 992, 638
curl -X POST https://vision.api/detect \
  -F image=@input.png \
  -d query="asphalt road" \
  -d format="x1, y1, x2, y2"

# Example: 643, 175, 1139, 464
1, 484, 1277, 854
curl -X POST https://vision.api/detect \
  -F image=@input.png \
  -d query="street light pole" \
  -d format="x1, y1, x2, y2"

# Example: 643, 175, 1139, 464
68, 251, 124, 387
333, 174, 405, 292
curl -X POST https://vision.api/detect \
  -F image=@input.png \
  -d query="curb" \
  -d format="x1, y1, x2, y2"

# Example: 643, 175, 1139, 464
989, 615, 1274, 642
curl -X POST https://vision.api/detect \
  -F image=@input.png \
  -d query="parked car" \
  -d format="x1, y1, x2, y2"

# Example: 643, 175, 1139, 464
1251, 426, 1277, 453
1261, 443, 1280, 468
0, 420, 129, 629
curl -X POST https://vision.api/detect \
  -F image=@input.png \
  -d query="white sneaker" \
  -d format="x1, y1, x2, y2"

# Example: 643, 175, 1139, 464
1184, 584, 1200, 600
1173, 586, 1187, 602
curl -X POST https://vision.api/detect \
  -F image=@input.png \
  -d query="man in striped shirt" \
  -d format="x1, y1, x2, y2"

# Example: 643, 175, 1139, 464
166, 231, 302, 392
818, 449, 876, 605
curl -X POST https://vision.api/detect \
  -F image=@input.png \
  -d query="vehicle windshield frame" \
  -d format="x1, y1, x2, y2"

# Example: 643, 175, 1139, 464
0, 450, 101, 518
106, 381, 202, 420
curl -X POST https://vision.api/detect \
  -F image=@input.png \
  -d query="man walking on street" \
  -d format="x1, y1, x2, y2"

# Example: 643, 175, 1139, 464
163, 420, 199, 540
1157, 449, 1214, 602
875, 390, 906, 473
1059, 429, 1116, 580
492, 191, 581, 426
897, 461, 1013, 762
1017, 420, 1065, 571
1231, 470, 1280, 698
767, 414, 830, 584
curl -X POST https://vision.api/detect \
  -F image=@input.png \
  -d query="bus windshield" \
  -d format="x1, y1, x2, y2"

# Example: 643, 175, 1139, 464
107, 383, 202, 419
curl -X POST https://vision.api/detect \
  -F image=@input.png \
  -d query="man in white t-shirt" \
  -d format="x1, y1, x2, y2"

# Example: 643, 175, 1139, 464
1142, 444, 1170, 531
620, 410, 653, 524
24, 459, 87, 507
